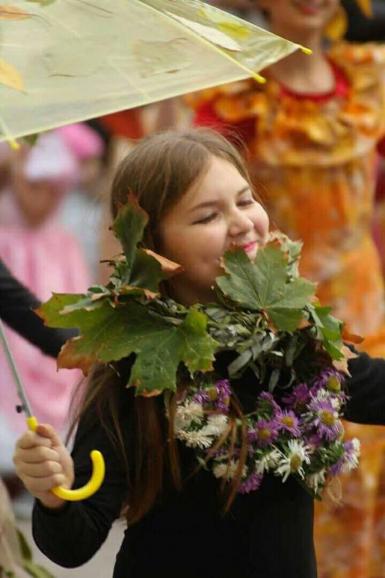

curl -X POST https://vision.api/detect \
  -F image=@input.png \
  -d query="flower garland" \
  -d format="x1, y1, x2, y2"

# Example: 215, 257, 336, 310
174, 369, 360, 497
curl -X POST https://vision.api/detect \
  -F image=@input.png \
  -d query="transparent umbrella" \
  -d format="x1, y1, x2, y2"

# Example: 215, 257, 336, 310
0, 0, 306, 145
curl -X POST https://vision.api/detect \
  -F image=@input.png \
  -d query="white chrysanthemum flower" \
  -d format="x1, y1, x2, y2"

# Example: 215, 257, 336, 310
313, 389, 341, 410
204, 414, 228, 436
174, 401, 204, 432
255, 449, 282, 475
306, 470, 326, 494
213, 460, 246, 480
177, 429, 213, 449
275, 440, 311, 483
341, 438, 360, 472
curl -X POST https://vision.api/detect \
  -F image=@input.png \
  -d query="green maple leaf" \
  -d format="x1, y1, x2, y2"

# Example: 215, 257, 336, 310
216, 246, 315, 332
129, 309, 217, 394
111, 197, 167, 294
36, 293, 89, 327
39, 296, 217, 394
307, 304, 344, 360
112, 195, 148, 275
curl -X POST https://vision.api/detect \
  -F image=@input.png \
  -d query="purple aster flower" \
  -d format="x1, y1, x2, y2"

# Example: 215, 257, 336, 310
193, 390, 210, 405
311, 369, 344, 394
329, 457, 344, 477
214, 379, 232, 412
257, 391, 281, 415
283, 383, 310, 409
309, 398, 343, 441
238, 472, 263, 494
306, 432, 323, 449
192, 379, 231, 413
330, 440, 360, 476
249, 419, 280, 447
276, 410, 301, 437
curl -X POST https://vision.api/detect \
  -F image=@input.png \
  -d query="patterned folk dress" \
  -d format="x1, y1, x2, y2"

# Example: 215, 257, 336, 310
187, 42, 385, 578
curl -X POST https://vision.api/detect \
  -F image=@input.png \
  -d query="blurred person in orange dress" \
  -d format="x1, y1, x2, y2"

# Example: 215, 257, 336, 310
0, 131, 90, 480
185, 1, 385, 577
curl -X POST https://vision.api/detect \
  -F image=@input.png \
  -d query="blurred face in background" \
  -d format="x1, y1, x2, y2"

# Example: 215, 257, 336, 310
257, 0, 340, 39
11, 148, 65, 227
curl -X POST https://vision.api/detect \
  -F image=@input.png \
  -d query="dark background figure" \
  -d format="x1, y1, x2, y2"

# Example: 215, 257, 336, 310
0, 258, 77, 358
343, 0, 385, 41
0, 258, 77, 498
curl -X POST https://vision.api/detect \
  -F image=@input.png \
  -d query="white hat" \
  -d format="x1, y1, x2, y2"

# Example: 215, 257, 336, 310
23, 131, 79, 187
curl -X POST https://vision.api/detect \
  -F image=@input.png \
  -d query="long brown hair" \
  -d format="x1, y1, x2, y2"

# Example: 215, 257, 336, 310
75, 128, 258, 525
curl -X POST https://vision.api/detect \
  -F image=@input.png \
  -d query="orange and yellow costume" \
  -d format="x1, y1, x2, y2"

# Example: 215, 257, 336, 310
187, 42, 385, 578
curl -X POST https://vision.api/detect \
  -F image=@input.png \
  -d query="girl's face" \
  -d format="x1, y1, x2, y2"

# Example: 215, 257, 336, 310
259, 0, 340, 36
159, 155, 269, 306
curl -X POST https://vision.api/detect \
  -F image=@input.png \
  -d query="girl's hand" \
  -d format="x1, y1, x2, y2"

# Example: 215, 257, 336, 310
13, 423, 74, 510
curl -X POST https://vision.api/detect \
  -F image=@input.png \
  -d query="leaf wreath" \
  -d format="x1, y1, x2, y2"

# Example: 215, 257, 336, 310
37, 197, 346, 396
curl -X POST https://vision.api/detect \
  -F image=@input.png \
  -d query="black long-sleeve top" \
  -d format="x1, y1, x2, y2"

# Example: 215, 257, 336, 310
0, 259, 76, 357
32, 352, 385, 578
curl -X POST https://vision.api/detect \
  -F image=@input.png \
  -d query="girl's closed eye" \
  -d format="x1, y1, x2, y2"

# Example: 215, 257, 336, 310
238, 197, 255, 207
193, 212, 218, 225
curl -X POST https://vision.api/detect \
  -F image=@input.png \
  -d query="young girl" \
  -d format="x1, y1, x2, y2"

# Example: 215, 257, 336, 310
12, 129, 385, 578
185, 2, 385, 575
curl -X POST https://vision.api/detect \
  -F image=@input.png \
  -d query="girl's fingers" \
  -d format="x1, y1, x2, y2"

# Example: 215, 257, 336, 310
16, 430, 53, 450
16, 460, 63, 478
36, 423, 65, 449
25, 473, 68, 493
14, 446, 61, 465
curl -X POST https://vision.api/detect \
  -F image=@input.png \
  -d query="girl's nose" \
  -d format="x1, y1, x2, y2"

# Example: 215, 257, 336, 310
228, 208, 254, 238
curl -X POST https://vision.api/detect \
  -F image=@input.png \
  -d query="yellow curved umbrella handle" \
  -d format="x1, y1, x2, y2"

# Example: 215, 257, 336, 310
26, 416, 105, 502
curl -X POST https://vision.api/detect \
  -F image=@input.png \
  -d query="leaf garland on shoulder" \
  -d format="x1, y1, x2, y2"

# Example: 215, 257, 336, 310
38, 197, 346, 395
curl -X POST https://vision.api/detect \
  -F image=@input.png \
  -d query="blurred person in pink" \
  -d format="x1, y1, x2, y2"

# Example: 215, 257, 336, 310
0, 130, 91, 475
56, 123, 107, 280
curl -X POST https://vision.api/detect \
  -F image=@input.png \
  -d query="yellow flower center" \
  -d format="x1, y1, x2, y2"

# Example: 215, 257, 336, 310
258, 428, 271, 440
320, 410, 336, 427
326, 376, 341, 393
281, 416, 294, 428
290, 454, 302, 472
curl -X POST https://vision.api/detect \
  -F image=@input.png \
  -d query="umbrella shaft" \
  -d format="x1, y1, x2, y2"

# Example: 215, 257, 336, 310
0, 318, 32, 417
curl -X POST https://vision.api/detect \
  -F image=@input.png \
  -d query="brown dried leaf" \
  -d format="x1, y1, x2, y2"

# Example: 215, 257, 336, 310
341, 326, 364, 344
332, 344, 358, 376
58, 337, 94, 375
143, 249, 183, 278
137, 388, 162, 397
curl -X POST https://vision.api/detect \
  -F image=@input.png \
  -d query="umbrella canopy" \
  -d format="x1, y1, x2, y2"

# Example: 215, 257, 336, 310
0, 0, 303, 144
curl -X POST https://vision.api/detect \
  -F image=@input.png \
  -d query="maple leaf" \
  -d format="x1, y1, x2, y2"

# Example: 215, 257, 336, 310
332, 345, 357, 376
39, 295, 217, 395
110, 197, 181, 295
112, 194, 148, 274
216, 246, 315, 332
306, 304, 344, 360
